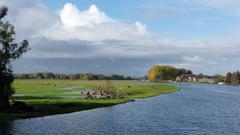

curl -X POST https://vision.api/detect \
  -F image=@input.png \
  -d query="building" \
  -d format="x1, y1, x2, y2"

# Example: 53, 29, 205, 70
176, 74, 198, 82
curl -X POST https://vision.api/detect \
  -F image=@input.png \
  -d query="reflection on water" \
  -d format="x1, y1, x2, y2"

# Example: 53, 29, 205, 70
0, 122, 14, 135
1, 83, 240, 135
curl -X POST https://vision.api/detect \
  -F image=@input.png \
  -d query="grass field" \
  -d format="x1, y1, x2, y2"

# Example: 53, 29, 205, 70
0, 80, 180, 123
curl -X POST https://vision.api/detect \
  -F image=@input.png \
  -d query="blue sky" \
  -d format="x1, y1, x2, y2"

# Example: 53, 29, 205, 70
1, 0, 240, 75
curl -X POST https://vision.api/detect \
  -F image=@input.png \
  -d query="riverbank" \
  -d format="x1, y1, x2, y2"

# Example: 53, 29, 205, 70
0, 80, 180, 123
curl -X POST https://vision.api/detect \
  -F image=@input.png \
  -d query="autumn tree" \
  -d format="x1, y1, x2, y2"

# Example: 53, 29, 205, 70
0, 6, 29, 110
148, 65, 160, 82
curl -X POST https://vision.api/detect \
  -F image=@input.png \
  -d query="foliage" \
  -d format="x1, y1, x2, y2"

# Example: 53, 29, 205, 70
231, 71, 240, 85
224, 71, 240, 85
0, 6, 29, 109
197, 73, 205, 79
148, 65, 192, 82
96, 80, 115, 95
14, 72, 145, 80
95, 80, 126, 99
147, 65, 160, 82
213, 74, 224, 83
225, 72, 232, 84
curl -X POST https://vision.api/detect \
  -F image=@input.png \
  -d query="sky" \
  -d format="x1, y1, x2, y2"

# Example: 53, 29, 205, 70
0, 0, 240, 76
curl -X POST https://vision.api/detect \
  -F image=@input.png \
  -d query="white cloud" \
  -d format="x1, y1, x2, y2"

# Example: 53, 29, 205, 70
135, 21, 148, 34
176, 56, 207, 69
182, 56, 205, 64
180, 55, 222, 70
60, 3, 114, 27
37, 3, 151, 42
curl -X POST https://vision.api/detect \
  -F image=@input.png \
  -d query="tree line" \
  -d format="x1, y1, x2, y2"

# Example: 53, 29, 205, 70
14, 72, 146, 80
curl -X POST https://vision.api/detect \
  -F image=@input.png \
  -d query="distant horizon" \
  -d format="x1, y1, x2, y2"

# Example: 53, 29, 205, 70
1, 0, 240, 76
14, 65, 236, 77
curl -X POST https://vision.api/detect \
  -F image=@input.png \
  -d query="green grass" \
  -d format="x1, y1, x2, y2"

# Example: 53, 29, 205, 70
0, 80, 180, 123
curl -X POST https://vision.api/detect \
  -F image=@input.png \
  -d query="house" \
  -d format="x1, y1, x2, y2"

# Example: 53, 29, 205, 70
176, 74, 198, 82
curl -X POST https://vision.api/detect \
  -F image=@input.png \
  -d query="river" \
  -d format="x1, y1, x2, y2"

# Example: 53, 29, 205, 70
1, 83, 240, 135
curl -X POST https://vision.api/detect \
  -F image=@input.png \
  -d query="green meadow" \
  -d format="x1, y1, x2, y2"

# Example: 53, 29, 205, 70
0, 80, 180, 123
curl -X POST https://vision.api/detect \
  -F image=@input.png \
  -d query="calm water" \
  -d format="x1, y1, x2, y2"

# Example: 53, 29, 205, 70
1, 83, 240, 135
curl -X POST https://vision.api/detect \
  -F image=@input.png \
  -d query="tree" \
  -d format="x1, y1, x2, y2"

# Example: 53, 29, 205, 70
176, 68, 187, 76
0, 6, 29, 110
158, 66, 178, 80
237, 71, 240, 84
186, 70, 193, 74
231, 71, 240, 85
213, 74, 224, 83
148, 65, 161, 82
82, 73, 93, 80
95, 80, 126, 99
225, 72, 232, 84
197, 73, 205, 79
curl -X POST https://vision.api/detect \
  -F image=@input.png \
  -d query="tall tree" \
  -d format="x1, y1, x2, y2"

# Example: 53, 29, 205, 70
231, 71, 240, 85
148, 65, 160, 82
238, 71, 240, 83
0, 6, 29, 110
225, 72, 232, 84
235, 71, 240, 84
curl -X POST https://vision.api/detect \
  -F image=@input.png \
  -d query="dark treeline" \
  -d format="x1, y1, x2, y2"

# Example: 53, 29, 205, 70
225, 71, 240, 85
14, 72, 146, 80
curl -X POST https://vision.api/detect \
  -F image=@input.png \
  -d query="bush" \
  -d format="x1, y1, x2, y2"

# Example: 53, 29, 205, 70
95, 80, 126, 99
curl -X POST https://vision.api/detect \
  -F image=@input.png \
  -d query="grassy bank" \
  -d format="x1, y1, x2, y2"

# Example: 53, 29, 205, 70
0, 80, 180, 123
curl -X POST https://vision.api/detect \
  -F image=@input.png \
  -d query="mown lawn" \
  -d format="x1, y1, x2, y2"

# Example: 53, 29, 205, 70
0, 80, 180, 123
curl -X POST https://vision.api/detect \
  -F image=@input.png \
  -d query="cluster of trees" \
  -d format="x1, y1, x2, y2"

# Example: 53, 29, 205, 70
196, 73, 209, 79
196, 72, 240, 85
225, 71, 240, 85
212, 74, 224, 83
197, 73, 224, 82
148, 65, 192, 82
14, 72, 146, 80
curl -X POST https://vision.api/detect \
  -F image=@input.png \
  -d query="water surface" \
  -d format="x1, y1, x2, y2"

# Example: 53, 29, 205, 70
1, 83, 240, 135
